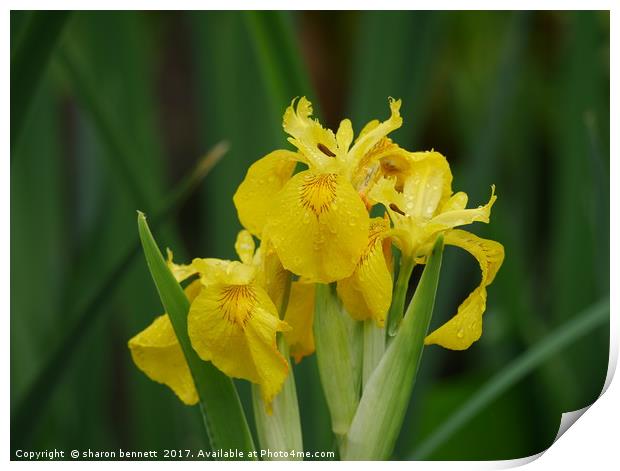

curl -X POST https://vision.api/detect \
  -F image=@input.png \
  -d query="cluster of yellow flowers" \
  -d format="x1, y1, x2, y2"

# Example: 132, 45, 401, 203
129, 97, 504, 408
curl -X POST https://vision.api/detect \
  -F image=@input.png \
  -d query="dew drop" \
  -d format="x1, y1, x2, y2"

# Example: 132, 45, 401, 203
456, 328, 464, 339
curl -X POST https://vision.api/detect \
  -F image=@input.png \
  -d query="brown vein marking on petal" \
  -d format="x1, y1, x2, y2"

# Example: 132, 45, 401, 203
218, 285, 257, 328
389, 203, 406, 216
300, 173, 338, 216
360, 220, 388, 264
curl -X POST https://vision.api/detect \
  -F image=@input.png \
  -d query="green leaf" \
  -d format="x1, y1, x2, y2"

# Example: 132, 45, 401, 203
344, 235, 444, 460
244, 11, 314, 116
137, 213, 256, 458
411, 297, 609, 460
11, 11, 71, 156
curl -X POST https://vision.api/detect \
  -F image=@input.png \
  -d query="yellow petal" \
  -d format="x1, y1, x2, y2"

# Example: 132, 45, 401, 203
166, 249, 198, 282
267, 170, 369, 283
128, 314, 198, 405
336, 118, 354, 153
187, 271, 290, 404
438, 191, 468, 213
233, 150, 298, 237
424, 229, 505, 350
282, 97, 338, 169
234, 229, 255, 265
400, 151, 452, 220
253, 237, 289, 312
347, 98, 403, 170
283, 282, 316, 363
337, 218, 392, 326
430, 185, 497, 229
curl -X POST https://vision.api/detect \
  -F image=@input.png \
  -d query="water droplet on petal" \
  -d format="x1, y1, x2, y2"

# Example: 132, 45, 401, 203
456, 328, 464, 339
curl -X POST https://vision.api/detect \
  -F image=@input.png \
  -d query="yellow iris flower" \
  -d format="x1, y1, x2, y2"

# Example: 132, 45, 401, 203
128, 231, 293, 406
370, 150, 505, 349
233, 97, 403, 284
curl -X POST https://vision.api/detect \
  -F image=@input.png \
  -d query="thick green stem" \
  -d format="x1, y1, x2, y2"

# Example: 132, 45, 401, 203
252, 274, 303, 459
314, 284, 362, 441
362, 319, 385, 389
387, 255, 416, 337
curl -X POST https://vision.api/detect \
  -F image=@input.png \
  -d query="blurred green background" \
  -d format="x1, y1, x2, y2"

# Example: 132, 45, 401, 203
11, 10, 609, 460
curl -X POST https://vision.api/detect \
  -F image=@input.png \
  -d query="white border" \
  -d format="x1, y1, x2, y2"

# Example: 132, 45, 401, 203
4, 4, 617, 469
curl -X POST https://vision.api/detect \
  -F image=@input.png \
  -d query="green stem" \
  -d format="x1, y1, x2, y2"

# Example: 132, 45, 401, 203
314, 284, 362, 440
387, 255, 415, 337
411, 297, 610, 460
362, 319, 385, 389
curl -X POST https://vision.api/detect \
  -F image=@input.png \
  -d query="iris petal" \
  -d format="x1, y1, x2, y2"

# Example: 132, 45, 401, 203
430, 186, 497, 229
128, 280, 203, 405
283, 281, 316, 363
337, 218, 392, 326
424, 229, 504, 350
187, 267, 290, 404
267, 170, 369, 283
233, 150, 298, 237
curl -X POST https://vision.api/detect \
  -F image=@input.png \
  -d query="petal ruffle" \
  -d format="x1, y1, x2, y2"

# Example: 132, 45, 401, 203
267, 170, 369, 283
424, 229, 504, 350
283, 281, 316, 363
347, 98, 403, 171
233, 150, 298, 237
166, 249, 198, 282
337, 217, 392, 326
187, 274, 290, 404
128, 314, 198, 406
282, 97, 339, 169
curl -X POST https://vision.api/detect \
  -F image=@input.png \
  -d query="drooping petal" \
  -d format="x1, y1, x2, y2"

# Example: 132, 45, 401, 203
430, 185, 497, 229
424, 229, 505, 350
267, 170, 369, 283
234, 229, 255, 265
283, 281, 316, 363
233, 150, 298, 237
187, 266, 290, 404
337, 218, 392, 326
128, 280, 203, 405
128, 314, 198, 405
282, 97, 338, 169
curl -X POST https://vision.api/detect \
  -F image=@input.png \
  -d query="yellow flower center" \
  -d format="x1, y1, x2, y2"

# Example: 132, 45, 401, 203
218, 285, 257, 328
300, 173, 338, 216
